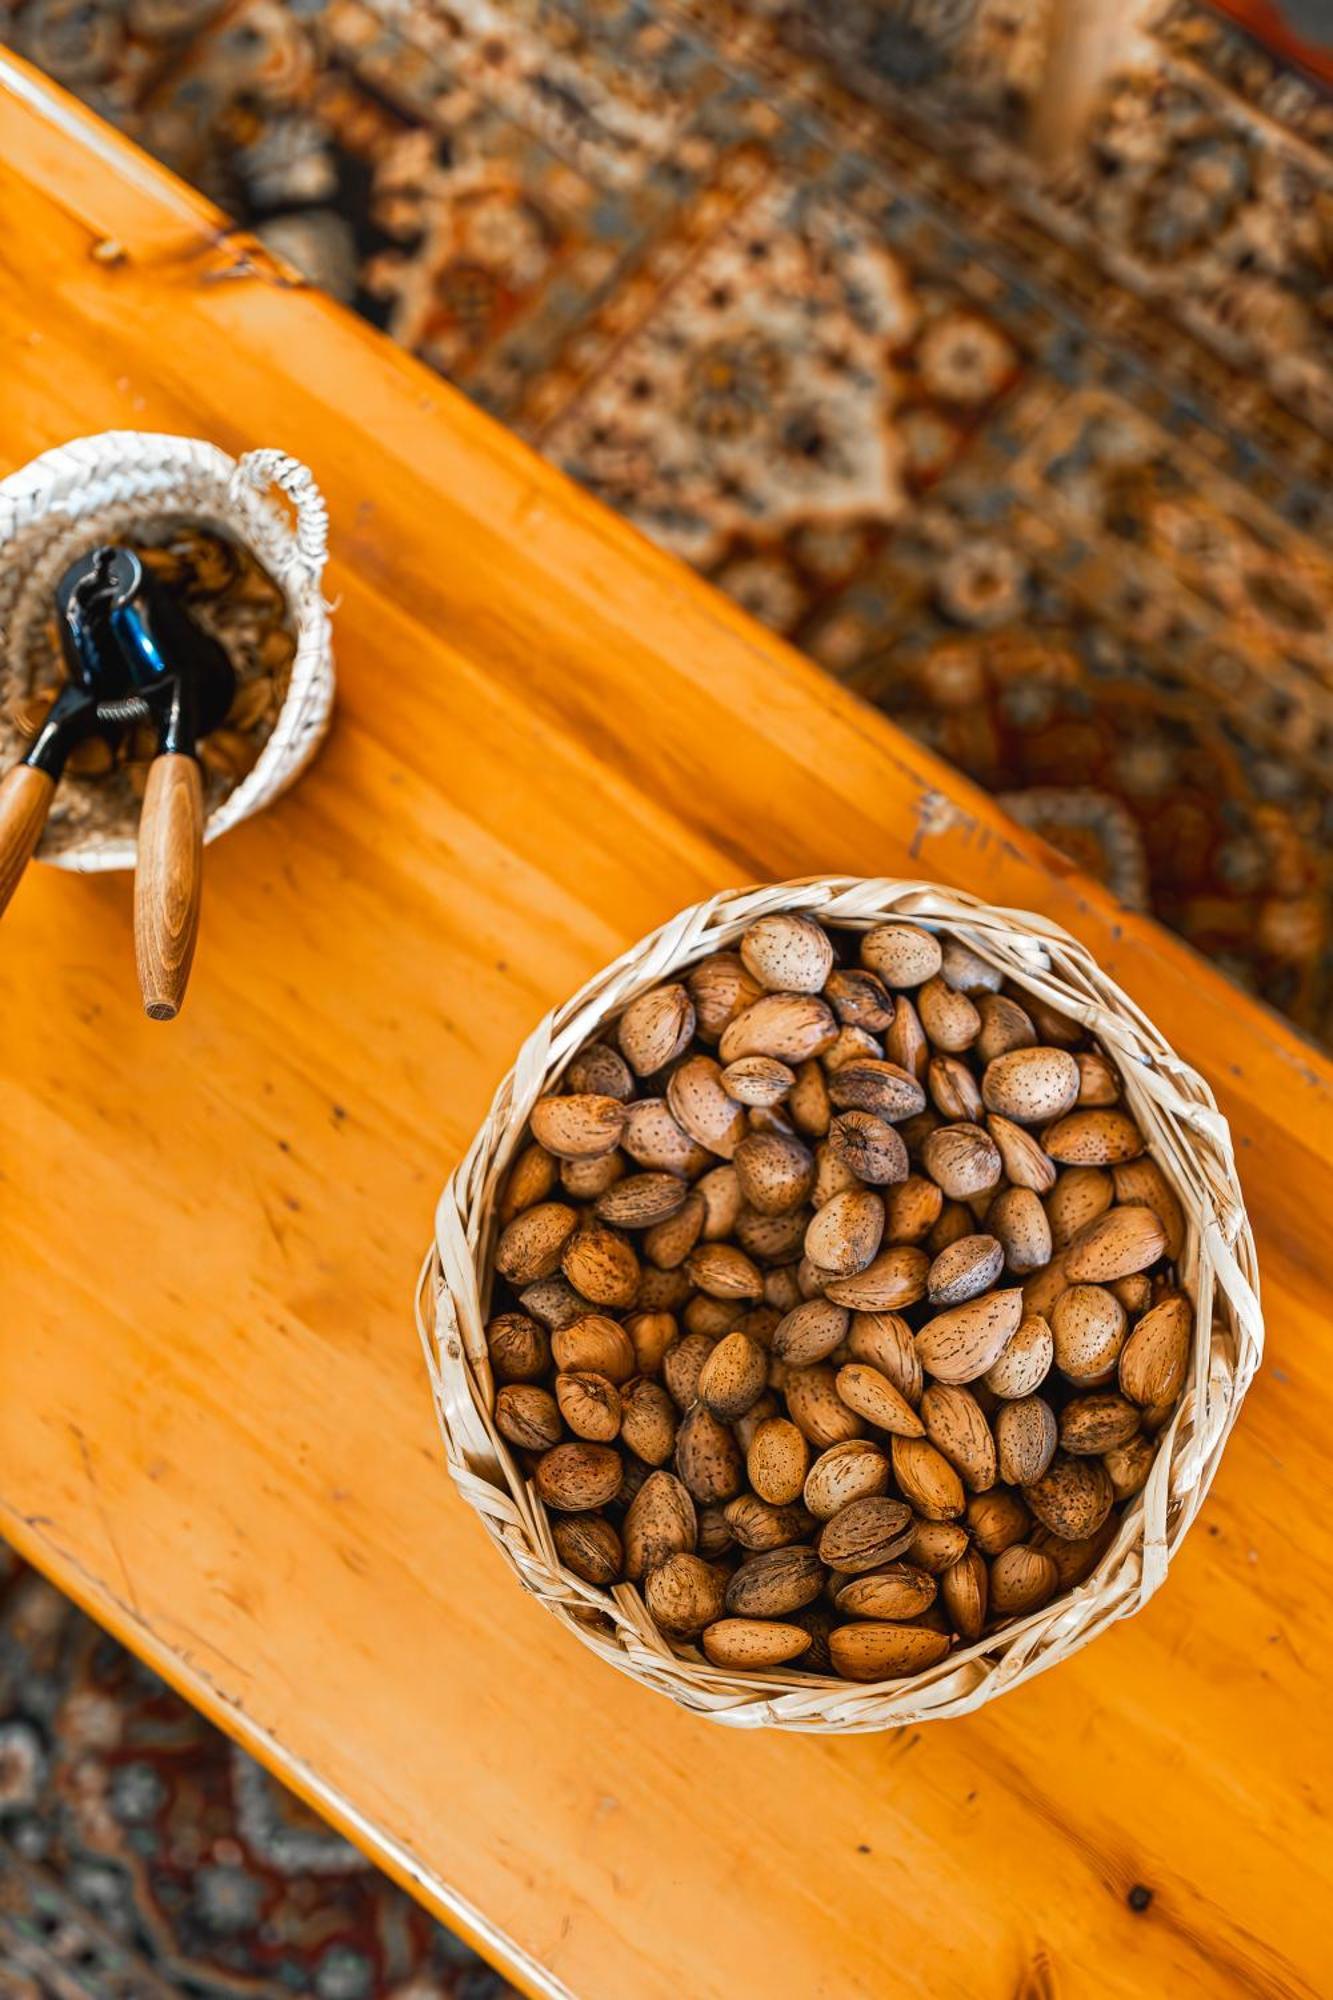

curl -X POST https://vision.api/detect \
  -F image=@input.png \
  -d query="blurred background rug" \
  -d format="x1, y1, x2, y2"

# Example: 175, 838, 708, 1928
0, 1545, 521, 1998
0, 2, 1330, 1993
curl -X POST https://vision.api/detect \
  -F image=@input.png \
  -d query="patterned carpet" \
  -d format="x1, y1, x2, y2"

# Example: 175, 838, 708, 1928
0, 1546, 520, 1998
1, 0, 1330, 1993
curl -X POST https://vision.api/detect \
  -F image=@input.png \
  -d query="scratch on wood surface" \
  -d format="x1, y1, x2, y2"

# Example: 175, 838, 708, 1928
69, 1422, 140, 1619
910, 788, 973, 860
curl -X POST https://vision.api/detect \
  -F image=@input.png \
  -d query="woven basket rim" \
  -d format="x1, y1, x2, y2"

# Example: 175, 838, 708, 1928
422, 875, 1263, 1730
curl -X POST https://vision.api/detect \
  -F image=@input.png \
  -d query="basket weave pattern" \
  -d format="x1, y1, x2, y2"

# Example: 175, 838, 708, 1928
422, 878, 1263, 1730
0, 430, 333, 868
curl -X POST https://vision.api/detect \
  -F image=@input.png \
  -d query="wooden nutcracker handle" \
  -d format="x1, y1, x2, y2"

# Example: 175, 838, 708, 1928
0, 763, 56, 917
134, 753, 204, 1019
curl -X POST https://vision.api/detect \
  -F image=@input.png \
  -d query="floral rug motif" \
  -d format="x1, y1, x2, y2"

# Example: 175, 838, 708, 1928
0, 1546, 519, 1997
3, 0, 1331, 1037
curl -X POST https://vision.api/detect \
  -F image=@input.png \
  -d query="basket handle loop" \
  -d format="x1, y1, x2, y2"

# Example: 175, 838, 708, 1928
230, 450, 329, 583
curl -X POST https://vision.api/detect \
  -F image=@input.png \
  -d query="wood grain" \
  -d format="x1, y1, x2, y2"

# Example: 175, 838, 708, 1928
1, 52, 1331, 2000
133, 752, 203, 1018
0, 761, 56, 915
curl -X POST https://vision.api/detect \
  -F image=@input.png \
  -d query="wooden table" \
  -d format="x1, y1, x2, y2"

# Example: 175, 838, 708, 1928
2, 52, 1330, 2000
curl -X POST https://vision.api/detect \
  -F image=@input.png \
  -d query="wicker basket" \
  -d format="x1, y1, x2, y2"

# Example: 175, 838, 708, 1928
421, 878, 1263, 1730
0, 429, 333, 867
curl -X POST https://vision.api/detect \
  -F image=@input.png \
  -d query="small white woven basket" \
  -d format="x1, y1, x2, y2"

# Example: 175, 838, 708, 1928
0, 429, 334, 868
420, 877, 1263, 1731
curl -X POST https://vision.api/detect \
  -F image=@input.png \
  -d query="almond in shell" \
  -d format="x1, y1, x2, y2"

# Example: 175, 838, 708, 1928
555, 1371, 622, 1442
914, 1288, 1025, 1384
826, 1059, 927, 1122
1059, 1392, 1140, 1456
667, 1055, 749, 1158
495, 1384, 563, 1452
595, 1172, 690, 1230
725, 1546, 826, 1617
989, 1545, 1059, 1617
920, 1383, 997, 1492
560, 1150, 625, 1200
746, 1418, 810, 1506
1103, 1433, 1156, 1501
987, 1186, 1053, 1275
697, 1330, 768, 1421
829, 1622, 952, 1681
908, 1520, 971, 1574
644, 1553, 728, 1637
1063, 1203, 1168, 1283
860, 923, 942, 988
721, 1056, 796, 1107
835, 1363, 926, 1437
1042, 1108, 1145, 1166
1118, 1292, 1192, 1407
982, 1047, 1080, 1124
829, 1110, 909, 1185
1022, 1452, 1114, 1540
846, 1312, 923, 1404
772, 1298, 849, 1365
685, 1242, 765, 1300
994, 1395, 1058, 1486
486, 1312, 551, 1384
720, 1494, 809, 1551
494, 1202, 579, 1285
917, 974, 981, 1052
816, 1495, 914, 1573
823, 1246, 930, 1311
617, 983, 696, 1076
921, 1123, 1002, 1200
643, 1190, 706, 1269
530, 1094, 628, 1160
884, 995, 929, 1081
663, 1331, 719, 1410
702, 1619, 811, 1669
534, 1442, 624, 1513
500, 1143, 558, 1224
891, 1434, 965, 1520
884, 1174, 944, 1243
803, 1439, 891, 1520
552, 1514, 623, 1587
975, 994, 1036, 1064
687, 953, 763, 1042
561, 1221, 640, 1309
985, 1113, 1056, 1194
623, 1099, 712, 1177
966, 1488, 1031, 1556
619, 1379, 678, 1465
565, 1041, 636, 1102
786, 1366, 868, 1449
826, 968, 896, 1031
927, 1233, 1005, 1306
674, 1404, 745, 1505
739, 912, 835, 993
552, 1314, 637, 1383
834, 1563, 936, 1621
928, 1055, 984, 1123
983, 1313, 1053, 1398
941, 1544, 989, 1640
1112, 1157, 1186, 1261
719, 993, 838, 1066
1051, 1284, 1127, 1385
805, 1189, 885, 1276
733, 1131, 816, 1214
623, 1469, 697, 1577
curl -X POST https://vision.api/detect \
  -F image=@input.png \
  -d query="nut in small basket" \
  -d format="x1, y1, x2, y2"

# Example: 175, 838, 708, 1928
423, 879, 1262, 1730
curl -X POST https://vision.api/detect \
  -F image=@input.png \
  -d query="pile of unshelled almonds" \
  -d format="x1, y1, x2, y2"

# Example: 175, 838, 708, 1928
483, 915, 1191, 1681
